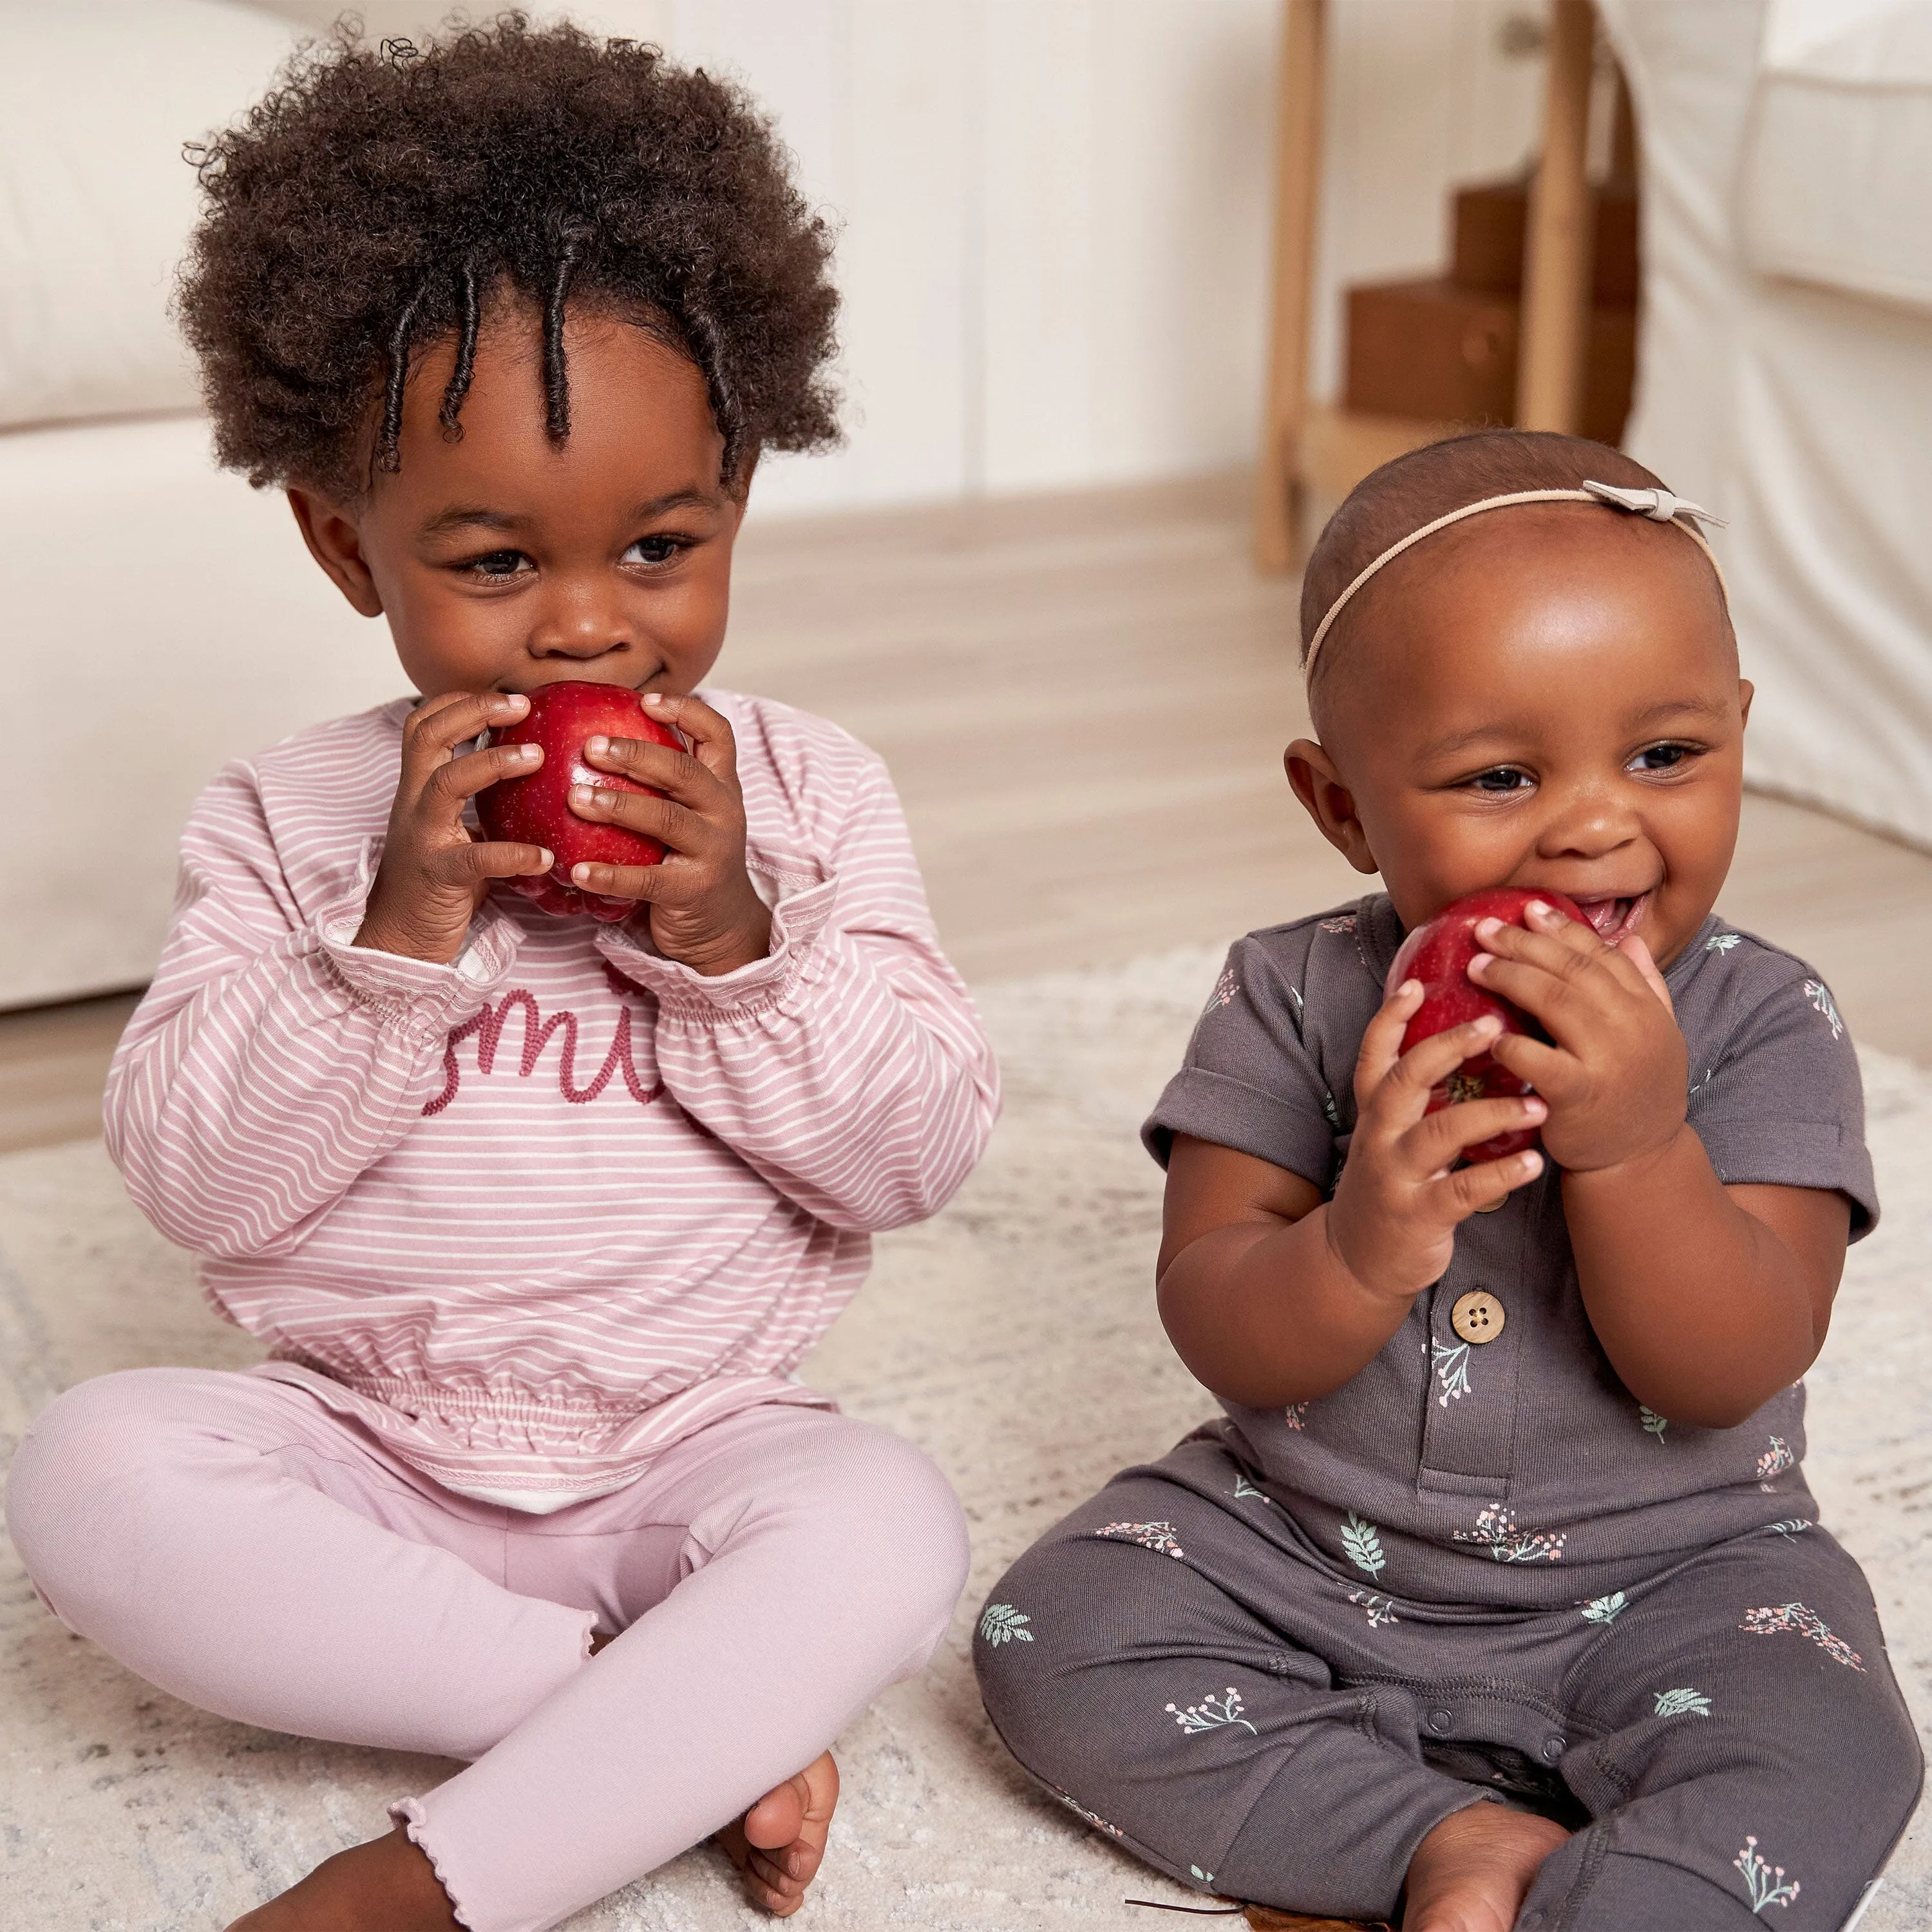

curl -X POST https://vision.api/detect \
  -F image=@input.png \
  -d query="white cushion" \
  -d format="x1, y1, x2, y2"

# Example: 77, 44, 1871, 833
0, 0, 298, 430
1742, 2, 1932, 315
0, 414, 403, 1008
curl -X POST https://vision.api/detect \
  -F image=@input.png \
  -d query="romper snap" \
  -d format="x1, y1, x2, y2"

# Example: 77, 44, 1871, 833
1450, 1291, 1504, 1344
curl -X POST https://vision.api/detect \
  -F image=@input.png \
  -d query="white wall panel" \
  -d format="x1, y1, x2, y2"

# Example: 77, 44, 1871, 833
976, 0, 1099, 495
777, 0, 974, 511
978, 0, 1276, 495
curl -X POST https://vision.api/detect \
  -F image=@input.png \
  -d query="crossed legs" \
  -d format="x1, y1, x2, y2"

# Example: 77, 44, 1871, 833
7, 1368, 969, 1932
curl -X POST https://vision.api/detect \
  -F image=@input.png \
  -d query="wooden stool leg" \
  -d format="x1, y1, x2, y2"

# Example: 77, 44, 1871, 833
1516, 0, 1596, 433
1253, 0, 1326, 574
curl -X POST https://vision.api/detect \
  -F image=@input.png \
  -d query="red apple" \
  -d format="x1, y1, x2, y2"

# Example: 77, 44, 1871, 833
478, 681, 681, 921
1385, 887, 1586, 1162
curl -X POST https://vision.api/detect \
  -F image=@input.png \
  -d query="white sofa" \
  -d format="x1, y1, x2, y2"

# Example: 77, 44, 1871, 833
0, 1, 402, 1009
1600, 0, 1932, 851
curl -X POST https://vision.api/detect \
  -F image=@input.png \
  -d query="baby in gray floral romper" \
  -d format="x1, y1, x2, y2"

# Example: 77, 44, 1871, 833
976, 430, 1920, 1931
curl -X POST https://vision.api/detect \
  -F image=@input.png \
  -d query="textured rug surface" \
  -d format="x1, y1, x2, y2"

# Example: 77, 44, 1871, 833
3, 945, 1930, 1929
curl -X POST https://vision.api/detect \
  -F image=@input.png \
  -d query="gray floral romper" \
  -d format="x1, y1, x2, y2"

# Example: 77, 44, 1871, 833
976, 895, 1920, 1929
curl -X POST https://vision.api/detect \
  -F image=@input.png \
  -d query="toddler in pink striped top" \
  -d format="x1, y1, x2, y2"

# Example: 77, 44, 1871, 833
6, 23, 998, 1932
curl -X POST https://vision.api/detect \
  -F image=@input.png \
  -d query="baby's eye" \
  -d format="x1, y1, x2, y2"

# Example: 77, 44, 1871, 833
1629, 741, 1697, 773
622, 535, 683, 566
466, 549, 531, 580
1470, 766, 1532, 794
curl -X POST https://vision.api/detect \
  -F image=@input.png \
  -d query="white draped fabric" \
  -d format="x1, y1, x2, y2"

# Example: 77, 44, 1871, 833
1599, 0, 1932, 850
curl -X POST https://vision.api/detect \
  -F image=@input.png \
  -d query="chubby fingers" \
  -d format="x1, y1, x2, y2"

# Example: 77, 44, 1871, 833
1400, 1090, 1546, 1174
1423, 1144, 1546, 1217
1356, 991, 1517, 1125
428, 837, 554, 885
1475, 900, 1606, 971
1466, 905, 1651, 1026
1381, 1009, 1510, 1108
638, 688, 737, 778
1482, 1029, 1566, 1092
569, 718, 744, 876
1616, 930, 1676, 1014
566, 855, 663, 901
577, 727, 713, 804
1355, 979, 1426, 1096
565, 776, 703, 864
406, 688, 530, 761
428, 737, 543, 806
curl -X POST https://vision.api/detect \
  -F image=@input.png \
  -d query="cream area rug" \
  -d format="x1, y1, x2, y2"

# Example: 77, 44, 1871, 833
3, 946, 1930, 1929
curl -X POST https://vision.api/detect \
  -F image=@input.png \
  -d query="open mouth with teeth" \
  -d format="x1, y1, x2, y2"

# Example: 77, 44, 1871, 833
1568, 893, 1651, 943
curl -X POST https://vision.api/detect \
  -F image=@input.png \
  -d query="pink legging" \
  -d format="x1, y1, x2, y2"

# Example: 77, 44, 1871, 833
4, 1367, 970, 1932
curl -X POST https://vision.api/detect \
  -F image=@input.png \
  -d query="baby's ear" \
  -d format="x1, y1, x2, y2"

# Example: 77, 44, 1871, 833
1738, 677, 1755, 730
286, 487, 384, 618
1285, 739, 1377, 874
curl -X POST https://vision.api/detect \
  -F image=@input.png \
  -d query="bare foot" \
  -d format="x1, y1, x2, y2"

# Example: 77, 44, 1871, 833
1401, 1802, 1569, 1932
715, 1751, 840, 1917
223, 1825, 460, 1931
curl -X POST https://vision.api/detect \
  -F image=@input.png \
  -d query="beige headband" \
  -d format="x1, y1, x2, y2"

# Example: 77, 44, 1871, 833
1302, 480, 1730, 677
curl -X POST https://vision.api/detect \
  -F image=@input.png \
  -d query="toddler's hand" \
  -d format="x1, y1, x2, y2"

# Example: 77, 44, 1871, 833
1326, 981, 1548, 1301
1469, 900, 1687, 1173
355, 692, 554, 965
564, 690, 772, 977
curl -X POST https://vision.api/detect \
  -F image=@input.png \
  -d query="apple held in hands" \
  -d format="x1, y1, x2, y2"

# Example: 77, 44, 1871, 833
1387, 887, 1586, 1162
479, 681, 681, 920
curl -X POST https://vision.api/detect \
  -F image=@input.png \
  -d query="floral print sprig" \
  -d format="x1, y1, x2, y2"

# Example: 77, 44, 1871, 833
1166, 1687, 1258, 1736
1653, 1687, 1712, 1718
1803, 979, 1844, 1039
1432, 1340, 1473, 1406
1341, 1512, 1387, 1578
1201, 968, 1238, 1016
1756, 1437, 1795, 1488
1052, 1787, 1124, 1840
1095, 1520, 1186, 1560
1740, 1602, 1864, 1671
1453, 1506, 1566, 1564
979, 1602, 1033, 1647
1734, 1837, 1801, 1913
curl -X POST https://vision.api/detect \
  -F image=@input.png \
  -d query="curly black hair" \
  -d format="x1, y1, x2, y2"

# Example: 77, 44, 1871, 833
178, 14, 842, 497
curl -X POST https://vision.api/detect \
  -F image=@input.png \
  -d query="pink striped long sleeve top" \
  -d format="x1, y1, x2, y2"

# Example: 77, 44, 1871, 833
105, 692, 999, 1508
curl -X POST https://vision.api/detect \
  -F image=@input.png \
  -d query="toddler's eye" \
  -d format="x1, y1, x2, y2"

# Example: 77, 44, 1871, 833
468, 549, 531, 579
1470, 767, 1531, 794
1629, 742, 1696, 773
622, 536, 682, 566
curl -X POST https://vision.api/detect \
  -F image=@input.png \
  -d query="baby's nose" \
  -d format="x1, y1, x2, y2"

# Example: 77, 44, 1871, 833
529, 583, 632, 660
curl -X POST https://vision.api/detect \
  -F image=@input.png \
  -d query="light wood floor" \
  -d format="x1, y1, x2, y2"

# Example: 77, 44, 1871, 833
6, 469, 1932, 1155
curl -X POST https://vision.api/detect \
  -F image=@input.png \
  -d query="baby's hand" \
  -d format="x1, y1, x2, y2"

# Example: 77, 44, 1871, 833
564, 690, 772, 978
355, 692, 554, 965
1327, 981, 1548, 1301
1470, 900, 1687, 1173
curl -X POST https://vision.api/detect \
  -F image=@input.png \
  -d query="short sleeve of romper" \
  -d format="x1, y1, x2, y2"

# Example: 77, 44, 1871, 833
1142, 921, 1360, 1193
1138, 898, 1879, 1611
1677, 933, 1877, 1236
